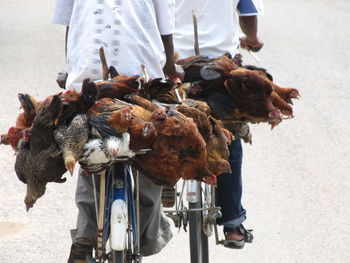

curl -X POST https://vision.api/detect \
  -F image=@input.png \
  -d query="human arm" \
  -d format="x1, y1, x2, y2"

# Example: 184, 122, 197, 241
239, 16, 264, 52
153, 0, 184, 82
237, 0, 264, 52
52, 0, 73, 87
161, 34, 184, 83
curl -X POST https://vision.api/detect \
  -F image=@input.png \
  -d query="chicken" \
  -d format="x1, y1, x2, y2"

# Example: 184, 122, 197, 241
271, 91, 293, 117
60, 78, 99, 114
138, 78, 181, 104
176, 104, 231, 175
17, 93, 39, 128
96, 74, 141, 100
0, 93, 40, 151
124, 94, 160, 113
223, 68, 282, 122
53, 114, 90, 174
243, 65, 301, 104
14, 95, 67, 211
0, 127, 30, 151
79, 138, 114, 173
88, 98, 133, 136
128, 117, 158, 151
176, 54, 239, 97
135, 108, 215, 185
79, 133, 135, 173
182, 98, 211, 116
112, 132, 135, 159
10, 80, 96, 144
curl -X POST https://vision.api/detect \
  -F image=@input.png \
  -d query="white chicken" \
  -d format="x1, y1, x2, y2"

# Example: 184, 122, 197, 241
79, 132, 135, 173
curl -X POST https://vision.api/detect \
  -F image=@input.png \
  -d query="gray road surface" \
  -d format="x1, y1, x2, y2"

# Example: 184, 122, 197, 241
0, 0, 349, 262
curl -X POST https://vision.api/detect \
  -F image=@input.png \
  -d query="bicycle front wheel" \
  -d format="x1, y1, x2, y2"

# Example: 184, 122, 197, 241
111, 250, 127, 263
188, 192, 209, 263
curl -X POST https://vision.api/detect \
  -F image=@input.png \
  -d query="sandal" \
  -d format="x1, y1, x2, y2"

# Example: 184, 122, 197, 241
223, 224, 254, 249
67, 242, 93, 263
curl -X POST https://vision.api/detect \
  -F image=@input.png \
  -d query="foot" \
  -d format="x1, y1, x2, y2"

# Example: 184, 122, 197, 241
67, 240, 93, 263
223, 225, 253, 249
226, 231, 245, 242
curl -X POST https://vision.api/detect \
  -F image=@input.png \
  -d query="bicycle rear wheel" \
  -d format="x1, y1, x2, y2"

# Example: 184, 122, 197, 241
188, 185, 209, 263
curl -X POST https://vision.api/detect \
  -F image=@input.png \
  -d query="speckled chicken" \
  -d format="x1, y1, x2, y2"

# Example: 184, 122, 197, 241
54, 114, 90, 175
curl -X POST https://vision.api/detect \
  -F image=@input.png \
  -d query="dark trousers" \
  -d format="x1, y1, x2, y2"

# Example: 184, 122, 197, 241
216, 138, 246, 227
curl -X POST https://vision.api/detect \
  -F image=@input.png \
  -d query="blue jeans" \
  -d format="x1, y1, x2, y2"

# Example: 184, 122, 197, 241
216, 138, 246, 228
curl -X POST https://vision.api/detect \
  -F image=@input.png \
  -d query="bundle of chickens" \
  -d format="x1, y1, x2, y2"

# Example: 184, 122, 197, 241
0, 52, 300, 210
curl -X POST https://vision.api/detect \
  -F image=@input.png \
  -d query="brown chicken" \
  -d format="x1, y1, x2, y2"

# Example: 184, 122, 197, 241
135, 108, 215, 185
88, 98, 133, 136
243, 65, 301, 104
176, 105, 231, 175
138, 78, 181, 104
223, 68, 282, 122
271, 91, 293, 117
124, 94, 160, 113
14, 95, 67, 211
176, 54, 239, 97
128, 117, 158, 151
0, 127, 30, 151
96, 74, 141, 100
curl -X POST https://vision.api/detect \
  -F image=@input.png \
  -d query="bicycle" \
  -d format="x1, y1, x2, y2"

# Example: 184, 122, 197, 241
163, 180, 222, 263
86, 163, 142, 263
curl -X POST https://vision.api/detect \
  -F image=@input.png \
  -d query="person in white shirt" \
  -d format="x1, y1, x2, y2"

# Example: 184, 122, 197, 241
52, 0, 182, 261
173, 0, 264, 249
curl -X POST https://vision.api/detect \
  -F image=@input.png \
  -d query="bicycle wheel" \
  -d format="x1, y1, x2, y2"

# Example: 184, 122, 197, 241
111, 250, 127, 263
188, 184, 209, 263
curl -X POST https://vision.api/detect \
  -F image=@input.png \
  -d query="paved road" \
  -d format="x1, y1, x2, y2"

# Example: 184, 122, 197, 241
0, 0, 349, 262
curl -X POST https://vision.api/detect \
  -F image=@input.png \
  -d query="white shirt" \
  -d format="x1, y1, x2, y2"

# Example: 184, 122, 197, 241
53, 0, 172, 91
173, 0, 263, 59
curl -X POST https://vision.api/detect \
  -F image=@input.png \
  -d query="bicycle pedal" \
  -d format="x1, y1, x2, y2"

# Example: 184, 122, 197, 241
161, 185, 176, 207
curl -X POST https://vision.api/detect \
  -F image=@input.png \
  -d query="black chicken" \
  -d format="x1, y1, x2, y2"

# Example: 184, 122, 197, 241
14, 95, 67, 211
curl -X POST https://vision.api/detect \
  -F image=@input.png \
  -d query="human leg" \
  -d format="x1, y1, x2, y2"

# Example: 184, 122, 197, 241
216, 138, 253, 248
138, 172, 173, 256
68, 171, 97, 263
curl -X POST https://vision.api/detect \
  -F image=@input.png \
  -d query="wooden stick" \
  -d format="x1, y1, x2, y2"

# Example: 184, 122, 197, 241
192, 11, 200, 56
99, 47, 109, 80
97, 170, 106, 259
141, 64, 149, 83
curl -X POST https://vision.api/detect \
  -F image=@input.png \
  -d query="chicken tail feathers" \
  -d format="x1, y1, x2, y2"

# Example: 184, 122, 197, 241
88, 114, 119, 137
81, 78, 98, 110
18, 93, 36, 115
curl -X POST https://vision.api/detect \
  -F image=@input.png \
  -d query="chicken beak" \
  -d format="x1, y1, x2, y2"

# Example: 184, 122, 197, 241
68, 168, 74, 176
203, 175, 217, 185
0, 134, 8, 144
25, 203, 33, 212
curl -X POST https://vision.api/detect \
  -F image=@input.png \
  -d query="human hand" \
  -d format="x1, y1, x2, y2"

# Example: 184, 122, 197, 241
56, 71, 68, 89
163, 63, 184, 84
240, 36, 264, 52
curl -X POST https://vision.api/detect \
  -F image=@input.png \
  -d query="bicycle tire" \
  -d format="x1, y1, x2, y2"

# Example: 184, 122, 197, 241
188, 192, 209, 263
111, 250, 127, 263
